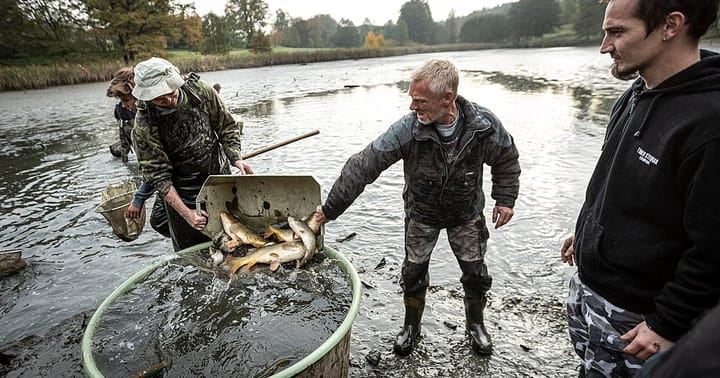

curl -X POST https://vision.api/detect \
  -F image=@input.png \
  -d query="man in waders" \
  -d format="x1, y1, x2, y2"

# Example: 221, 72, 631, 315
315, 58, 521, 356
131, 57, 253, 251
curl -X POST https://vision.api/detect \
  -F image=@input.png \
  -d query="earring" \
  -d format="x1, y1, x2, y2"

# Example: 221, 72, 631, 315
662, 36, 667, 41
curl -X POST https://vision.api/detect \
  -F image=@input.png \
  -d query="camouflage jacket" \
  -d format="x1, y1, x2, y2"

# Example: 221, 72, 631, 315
323, 95, 520, 228
133, 73, 243, 203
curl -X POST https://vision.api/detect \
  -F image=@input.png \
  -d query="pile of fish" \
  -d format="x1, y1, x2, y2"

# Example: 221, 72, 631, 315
213, 211, 321, 274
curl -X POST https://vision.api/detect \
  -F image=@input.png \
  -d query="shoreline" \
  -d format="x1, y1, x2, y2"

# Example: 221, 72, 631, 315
0, 41, 600, 93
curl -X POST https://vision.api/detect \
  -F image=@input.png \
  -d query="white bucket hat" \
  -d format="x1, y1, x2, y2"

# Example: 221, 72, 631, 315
132, 57, 185, 101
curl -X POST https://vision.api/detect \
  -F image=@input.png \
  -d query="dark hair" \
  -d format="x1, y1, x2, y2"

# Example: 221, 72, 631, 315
632, 0, 720, 40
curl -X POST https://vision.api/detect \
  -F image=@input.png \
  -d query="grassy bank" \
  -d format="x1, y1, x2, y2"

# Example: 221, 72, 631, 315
0, 44, 500, 92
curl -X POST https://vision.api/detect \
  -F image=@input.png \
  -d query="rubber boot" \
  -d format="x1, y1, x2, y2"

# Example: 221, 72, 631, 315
109, 142, 122, 157
393, 289, 426, 356
465, 295, 493, 355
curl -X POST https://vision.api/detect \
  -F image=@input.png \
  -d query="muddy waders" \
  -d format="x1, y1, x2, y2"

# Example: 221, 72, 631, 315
465, 295, 492, 354
393, 288, 427, 356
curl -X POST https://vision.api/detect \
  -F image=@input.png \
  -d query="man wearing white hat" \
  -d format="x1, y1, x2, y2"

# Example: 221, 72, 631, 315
131, 57, 252, 251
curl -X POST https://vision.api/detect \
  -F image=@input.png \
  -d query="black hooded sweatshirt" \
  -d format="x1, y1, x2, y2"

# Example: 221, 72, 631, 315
574, 50, 720, 341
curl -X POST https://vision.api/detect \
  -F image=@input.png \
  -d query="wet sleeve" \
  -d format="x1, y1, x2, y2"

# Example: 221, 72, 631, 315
322, 119, 409, 220
131, 182, 156, 208
484, 116, 520, 208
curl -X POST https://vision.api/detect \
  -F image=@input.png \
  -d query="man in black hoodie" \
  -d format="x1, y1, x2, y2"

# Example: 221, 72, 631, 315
560, 0, 720, 376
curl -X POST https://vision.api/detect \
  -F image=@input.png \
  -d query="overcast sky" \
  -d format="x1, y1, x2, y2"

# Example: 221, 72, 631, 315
179, 0, 512, 25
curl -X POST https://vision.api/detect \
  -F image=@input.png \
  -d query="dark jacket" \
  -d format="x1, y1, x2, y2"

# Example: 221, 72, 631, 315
133, 74, 243, 203
574, 51, 720, 341
323, 95, 520, 229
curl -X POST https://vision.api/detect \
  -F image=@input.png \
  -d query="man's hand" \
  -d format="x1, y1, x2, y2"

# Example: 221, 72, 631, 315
233, 160, 254, 175
183, 208, 209, 231
165, 186, 208, 231
561, 235, 575, 266
127, 203, 143, 219
621, 321, 673, 361
492, 206, 513, 229
315, 205, 327, 224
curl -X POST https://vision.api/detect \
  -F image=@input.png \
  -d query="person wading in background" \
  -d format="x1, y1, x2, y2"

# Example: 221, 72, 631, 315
106, 68, 136, 162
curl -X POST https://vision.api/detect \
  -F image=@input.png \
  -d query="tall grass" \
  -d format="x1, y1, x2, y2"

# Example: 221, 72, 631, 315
0, 44, 492, 92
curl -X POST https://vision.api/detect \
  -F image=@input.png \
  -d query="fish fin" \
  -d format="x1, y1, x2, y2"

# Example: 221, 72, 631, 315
263, 227, 273, 239
270, 262, 280, 272
229, 261, 244, 274
227, 239, 240, 250
246, 261, 256, 270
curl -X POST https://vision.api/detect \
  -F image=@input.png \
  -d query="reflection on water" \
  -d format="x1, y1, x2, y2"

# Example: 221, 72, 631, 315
1, 45, 717, 376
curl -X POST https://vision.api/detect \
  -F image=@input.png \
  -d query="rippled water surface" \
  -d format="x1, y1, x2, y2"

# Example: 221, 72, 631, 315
2, 45, 718, 377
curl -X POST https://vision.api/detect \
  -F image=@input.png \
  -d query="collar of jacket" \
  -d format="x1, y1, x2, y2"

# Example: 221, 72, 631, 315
413, 95, 494, 142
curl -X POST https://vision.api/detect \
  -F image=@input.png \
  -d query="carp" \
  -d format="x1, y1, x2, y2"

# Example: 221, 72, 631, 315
220, 211, 267, 249
288, 216, 317, 266
263, 224, 296, 242
225, 241, 307, 273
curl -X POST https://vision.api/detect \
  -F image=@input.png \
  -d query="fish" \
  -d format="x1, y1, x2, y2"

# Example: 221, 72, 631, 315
225, 241, 307, 273
302, 210, 322, 234
288, 216, 317, 266
208, 247, 225, 266
220, 211, 267, 249
263, 224, 297, 242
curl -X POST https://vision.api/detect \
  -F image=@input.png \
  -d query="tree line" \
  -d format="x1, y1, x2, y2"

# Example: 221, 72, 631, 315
6, 0, 714, 65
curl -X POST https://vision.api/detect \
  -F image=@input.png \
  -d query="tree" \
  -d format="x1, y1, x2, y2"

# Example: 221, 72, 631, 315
446, 9, 458, 43
363, 31, 384, 48
508, 0, 560, 39
225, 0, 268, 49
179, 12, 204, 51
334, 19, 361, 48
248, 30, 271, 53
459, 14, 509, 43
270, 8, 291, 46
559, 0, 579, 25
398, 0, 434, 44
394, 19, 410, 45
574, 0, 606, 39
9, 0, 93, 58
307, 14, 337, 48
200, 12, 231, 54
85, 0, 180, 63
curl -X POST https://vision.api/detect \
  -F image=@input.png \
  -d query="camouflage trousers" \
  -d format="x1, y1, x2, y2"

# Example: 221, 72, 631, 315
400, 214, 492, 297
567, 273, 645, 377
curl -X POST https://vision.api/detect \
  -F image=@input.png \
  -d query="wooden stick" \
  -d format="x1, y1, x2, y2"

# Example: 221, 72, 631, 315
241, 129, 320, 160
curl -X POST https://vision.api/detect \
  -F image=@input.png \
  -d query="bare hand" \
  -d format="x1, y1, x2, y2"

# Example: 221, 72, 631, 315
315, 205, 327, 224
184, 209, 209, 231
561, 235, 575, 266
492, 206, 513, 229
621, 321, 673, 361
127, 203, 143, 219
233, 160, 254, 175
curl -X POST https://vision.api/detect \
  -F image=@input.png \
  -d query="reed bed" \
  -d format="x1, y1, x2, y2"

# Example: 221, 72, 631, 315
0, 44, 492, 92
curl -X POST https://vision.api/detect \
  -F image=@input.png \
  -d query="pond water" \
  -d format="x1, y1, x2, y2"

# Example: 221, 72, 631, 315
2, 44, 718, 377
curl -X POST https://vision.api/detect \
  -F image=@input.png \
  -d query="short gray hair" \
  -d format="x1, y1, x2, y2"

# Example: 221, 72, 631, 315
410, 59, 459, 98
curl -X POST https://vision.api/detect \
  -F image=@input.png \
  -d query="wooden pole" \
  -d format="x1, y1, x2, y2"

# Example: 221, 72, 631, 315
242, 129, 320, 160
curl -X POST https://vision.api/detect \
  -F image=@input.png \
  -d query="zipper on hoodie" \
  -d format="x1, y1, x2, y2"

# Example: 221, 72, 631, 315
595, 89, 641, 213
